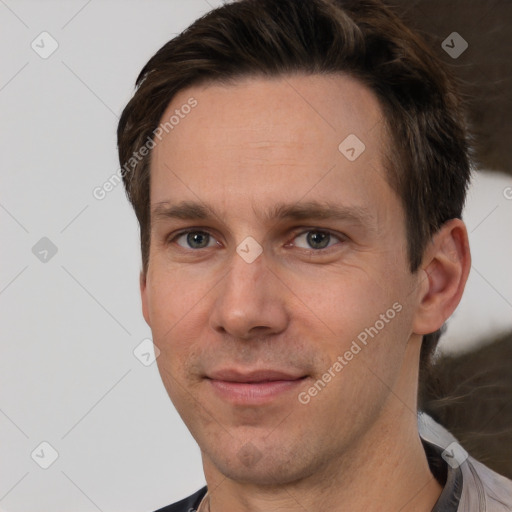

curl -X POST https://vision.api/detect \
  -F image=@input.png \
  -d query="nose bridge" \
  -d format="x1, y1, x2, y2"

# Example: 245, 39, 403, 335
220, 249, 268, 316
210, 247, 288, 339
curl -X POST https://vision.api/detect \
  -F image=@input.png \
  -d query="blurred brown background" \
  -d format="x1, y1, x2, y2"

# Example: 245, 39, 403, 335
388, 0, 511, 174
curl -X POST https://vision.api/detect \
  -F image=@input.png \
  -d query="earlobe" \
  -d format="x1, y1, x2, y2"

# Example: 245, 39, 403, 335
412, 219, 471, 335
140, 270, 151, 326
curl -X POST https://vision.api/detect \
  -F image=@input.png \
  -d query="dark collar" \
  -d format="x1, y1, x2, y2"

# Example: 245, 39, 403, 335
422, 438, 463, 511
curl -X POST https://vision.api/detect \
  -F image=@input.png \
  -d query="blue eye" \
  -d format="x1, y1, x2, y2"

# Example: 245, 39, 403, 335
293, 230, 341, 250
175, 231, 217, 249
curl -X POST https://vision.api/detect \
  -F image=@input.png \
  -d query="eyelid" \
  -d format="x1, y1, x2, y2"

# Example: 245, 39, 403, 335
167, 228, 221, 248
288, 228, 346, 250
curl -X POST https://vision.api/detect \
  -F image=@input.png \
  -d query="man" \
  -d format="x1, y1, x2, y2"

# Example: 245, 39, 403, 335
117, 0, 512, 510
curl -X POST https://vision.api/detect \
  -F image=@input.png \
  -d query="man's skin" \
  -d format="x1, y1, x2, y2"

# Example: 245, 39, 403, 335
141, 74, 471, 511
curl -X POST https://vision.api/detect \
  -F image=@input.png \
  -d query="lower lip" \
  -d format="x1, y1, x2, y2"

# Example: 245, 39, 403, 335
208, 378, 306, 405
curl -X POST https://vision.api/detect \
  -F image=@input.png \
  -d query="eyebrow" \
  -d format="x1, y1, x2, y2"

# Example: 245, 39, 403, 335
151, 200, 375, 230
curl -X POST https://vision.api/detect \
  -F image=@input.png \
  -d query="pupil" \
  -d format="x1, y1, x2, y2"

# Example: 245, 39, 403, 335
188, 231, 209, 248
307, 231, 330, 249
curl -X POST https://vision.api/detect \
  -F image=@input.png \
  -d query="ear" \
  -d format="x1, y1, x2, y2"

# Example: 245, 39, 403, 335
140, 269, 151, 326
412, 218, 471, 335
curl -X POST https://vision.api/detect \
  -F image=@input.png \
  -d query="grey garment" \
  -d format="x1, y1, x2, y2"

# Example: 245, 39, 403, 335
418, 412, 512, 511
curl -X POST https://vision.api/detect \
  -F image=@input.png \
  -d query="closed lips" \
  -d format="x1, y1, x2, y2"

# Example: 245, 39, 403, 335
206, 369, 307, 383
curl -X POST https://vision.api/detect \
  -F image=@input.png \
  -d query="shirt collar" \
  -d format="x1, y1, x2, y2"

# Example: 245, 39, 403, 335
421, 437, 463, 511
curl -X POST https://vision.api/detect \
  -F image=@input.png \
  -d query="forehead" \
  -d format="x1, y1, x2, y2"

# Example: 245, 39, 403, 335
149, 73, 396, 223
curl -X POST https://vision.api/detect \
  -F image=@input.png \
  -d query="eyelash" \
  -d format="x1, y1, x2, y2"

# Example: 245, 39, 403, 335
167, 228, 346, 253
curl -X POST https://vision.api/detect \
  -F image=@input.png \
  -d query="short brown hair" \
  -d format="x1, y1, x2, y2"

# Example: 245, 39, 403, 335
117, 0, 472, 368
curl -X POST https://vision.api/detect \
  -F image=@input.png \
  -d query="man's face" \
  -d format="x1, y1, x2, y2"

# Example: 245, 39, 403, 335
142, 74, 424, 485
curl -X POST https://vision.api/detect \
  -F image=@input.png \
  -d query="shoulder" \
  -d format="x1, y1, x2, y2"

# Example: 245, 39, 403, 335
152, 487, 208, 512
418, 412, 512, 511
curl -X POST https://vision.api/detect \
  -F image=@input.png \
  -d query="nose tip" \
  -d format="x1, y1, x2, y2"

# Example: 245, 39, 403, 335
217, 321, 273, 341
209, 254, 289, 340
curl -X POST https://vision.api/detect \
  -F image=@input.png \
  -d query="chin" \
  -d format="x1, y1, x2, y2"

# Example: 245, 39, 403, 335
204, 438, 320, 486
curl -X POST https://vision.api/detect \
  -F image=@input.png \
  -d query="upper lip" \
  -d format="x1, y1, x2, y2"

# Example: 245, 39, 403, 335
207, 369, 306, 383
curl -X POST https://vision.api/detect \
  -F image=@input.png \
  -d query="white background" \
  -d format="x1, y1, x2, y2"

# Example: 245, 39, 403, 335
1, 1, 511, 511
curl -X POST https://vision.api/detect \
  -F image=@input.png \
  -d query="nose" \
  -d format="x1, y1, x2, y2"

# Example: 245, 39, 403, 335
209, 248, 289, 341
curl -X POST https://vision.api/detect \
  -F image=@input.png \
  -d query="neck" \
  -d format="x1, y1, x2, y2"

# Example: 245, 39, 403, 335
202, 339, 443, 512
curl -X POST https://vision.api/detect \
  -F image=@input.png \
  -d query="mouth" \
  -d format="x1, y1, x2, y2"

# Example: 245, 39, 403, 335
205, 369, 308, 405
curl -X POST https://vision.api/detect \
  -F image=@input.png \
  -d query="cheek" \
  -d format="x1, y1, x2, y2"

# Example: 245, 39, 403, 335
147, 257, 212, 326
285, 262, 414, 402
146, 268, 214, 367
285, 264, 398, 341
